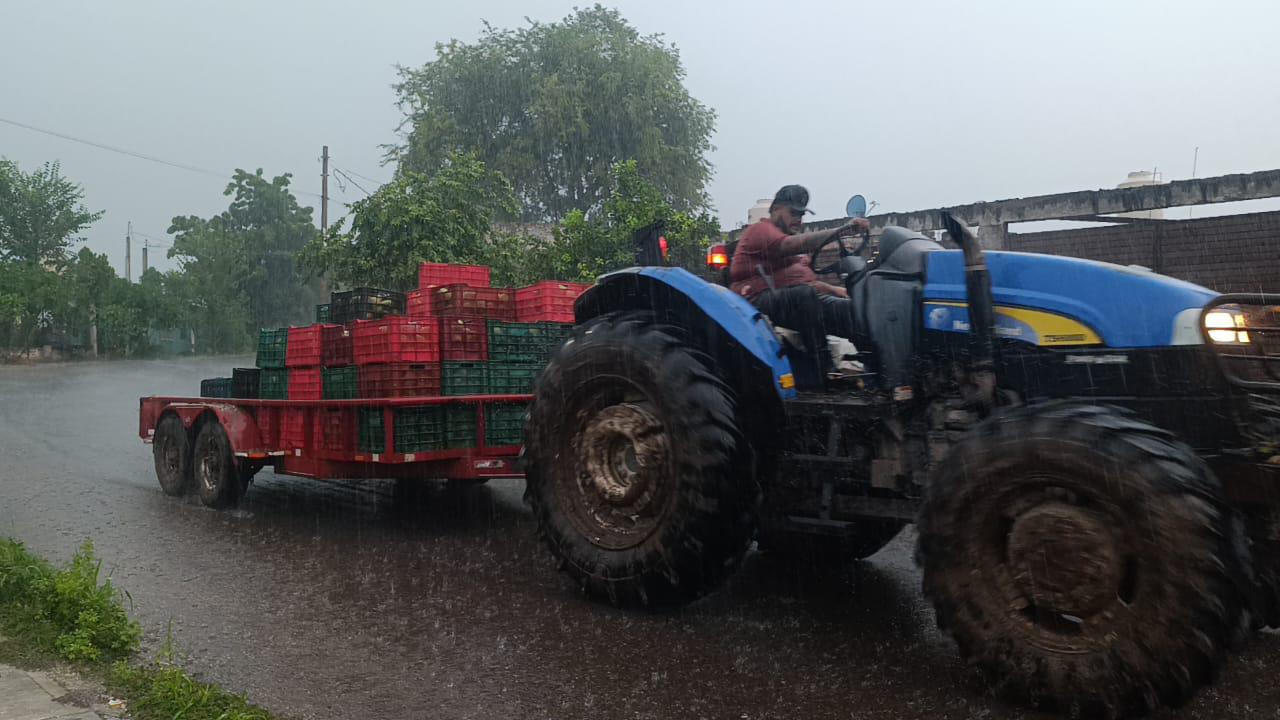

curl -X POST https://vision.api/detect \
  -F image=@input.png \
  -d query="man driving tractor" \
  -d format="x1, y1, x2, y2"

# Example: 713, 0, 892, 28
729, 185, 870, 369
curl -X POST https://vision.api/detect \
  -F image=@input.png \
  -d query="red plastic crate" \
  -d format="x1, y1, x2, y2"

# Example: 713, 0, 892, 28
406, 288, 433, 319
321, 325, 353, 367
429, 284, 516, 320
514, 282, 590, 323
281, 408, 307, 450
288, 368, 323, 400
419, 262, 490, 290
313, 408, 356, 453
353, 317, 441, 365
439, 317, 489, 361
358, 363, 442, 398
286, 325, 326, 368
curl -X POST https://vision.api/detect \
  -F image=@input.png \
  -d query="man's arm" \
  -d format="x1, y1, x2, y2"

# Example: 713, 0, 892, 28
775, 218, 870, 256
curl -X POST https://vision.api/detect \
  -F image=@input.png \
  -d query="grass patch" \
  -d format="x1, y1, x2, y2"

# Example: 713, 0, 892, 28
109, 652, 277, 720
0, 538, 140, 663
0, 538, 283, 720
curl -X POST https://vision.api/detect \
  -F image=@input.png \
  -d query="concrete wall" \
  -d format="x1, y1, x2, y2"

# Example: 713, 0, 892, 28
1007, 210, 1280, 293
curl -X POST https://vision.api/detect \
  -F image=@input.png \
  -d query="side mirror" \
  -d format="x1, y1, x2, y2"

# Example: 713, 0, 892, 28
845, 194, 868, 219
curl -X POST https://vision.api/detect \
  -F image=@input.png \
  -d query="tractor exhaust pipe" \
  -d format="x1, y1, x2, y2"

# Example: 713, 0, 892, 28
942, 212, 998, 412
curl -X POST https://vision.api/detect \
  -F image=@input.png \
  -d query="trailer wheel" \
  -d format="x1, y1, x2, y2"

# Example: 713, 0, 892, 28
917, 403, 1251, 715
153, 414, 192, 497
524, 312, 756, 608
193, 421, 242, 509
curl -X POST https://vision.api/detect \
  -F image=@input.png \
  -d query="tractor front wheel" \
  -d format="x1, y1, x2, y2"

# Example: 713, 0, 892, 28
917, 403, 1251, 715
524, 313, 757, 608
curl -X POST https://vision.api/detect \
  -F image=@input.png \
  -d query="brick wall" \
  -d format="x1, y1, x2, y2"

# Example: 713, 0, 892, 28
1007, 211, 1280, 293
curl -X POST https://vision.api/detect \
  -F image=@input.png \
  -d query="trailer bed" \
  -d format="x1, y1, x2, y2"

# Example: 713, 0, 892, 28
139, 394, 531, 482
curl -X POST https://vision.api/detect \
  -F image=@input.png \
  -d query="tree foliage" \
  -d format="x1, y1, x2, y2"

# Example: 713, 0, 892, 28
301, 154, 518, 291
391, 5, 716, 221
543, 160, 720, 282
0, 159, 103, 266
169, 169, 320, 347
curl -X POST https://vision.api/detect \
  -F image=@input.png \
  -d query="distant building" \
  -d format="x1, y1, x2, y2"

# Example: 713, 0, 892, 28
1116, 170, 1165, 220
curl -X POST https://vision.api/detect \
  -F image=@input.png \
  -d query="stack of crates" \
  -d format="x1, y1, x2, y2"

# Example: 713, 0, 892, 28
321, 325, 356, 400
286, 325, 325, 401
256, 328, 289, 400
353, 316, 442, 452
200, 377, 232, 398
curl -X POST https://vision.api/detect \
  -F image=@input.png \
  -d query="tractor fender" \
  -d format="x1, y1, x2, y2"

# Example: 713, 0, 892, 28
574, 266, 797, 404
160, 403, 265, 456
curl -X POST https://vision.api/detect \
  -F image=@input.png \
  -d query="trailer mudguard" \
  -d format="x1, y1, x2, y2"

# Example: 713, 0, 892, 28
574, 266, 798, 400
154, 402, 265, 455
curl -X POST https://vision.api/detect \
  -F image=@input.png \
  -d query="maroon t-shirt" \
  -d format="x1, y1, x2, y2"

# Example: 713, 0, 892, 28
729, 218, 816, 298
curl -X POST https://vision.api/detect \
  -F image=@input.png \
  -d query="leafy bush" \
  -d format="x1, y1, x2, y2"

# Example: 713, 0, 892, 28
0, 539, 140, 662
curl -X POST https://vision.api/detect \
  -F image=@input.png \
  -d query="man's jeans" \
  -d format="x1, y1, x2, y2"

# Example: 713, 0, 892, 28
751, 285, 857, 375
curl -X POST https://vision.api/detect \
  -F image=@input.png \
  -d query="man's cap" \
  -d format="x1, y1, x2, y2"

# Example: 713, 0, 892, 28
771, 184, 813, 214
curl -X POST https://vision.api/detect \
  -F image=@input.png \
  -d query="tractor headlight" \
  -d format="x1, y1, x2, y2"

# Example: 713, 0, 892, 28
1205, 310, 1251, 344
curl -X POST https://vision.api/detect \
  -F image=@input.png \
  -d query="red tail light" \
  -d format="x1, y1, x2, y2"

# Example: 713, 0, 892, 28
707, 243, 730, 268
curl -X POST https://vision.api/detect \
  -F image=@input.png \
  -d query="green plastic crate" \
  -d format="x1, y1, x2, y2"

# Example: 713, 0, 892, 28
200, 377, 232, 398
322, 366, 358, 400
485, 402, 528, 446
445, 404, 477, 448
358, 408, 384, 453
316, 303, 331, 323
259, 368, 289, 399
488, 321, 571, 364
395, 406, 447, 452
256, 328, 289, 369
442, 362, 488, 396
487, 363, 542, 394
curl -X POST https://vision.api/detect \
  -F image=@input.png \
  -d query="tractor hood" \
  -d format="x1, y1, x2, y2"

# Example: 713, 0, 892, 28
923, 250, 1218, 347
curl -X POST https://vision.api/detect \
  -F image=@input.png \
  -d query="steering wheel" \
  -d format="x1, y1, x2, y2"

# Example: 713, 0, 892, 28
810, 228, 870, 275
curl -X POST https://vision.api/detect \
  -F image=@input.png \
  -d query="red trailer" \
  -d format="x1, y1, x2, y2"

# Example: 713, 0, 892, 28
138, 394, 530, 508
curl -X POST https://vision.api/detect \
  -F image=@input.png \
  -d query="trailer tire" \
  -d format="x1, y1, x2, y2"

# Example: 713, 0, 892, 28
153, 414, 192, 497
524, 312, 756, 609
193, 421, 242, 510
917, 403, 1251, 715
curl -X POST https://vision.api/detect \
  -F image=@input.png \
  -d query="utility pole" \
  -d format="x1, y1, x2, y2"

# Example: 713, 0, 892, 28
125, 221, 132, 283
321, 145, 329, 234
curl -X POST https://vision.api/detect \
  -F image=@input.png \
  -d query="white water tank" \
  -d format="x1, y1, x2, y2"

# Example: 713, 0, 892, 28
1116, 171, 1165, 220
747, 198, 771, 225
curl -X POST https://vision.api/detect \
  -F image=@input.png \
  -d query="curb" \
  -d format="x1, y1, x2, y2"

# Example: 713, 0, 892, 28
0, 663, 113, 720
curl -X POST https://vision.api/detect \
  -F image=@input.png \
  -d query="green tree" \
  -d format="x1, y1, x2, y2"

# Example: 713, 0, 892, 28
169, 170, 319, 350
0, 159, 103, 266
302, 153, 518, 291
543, 160, 720, 282
391, 5, 716, 221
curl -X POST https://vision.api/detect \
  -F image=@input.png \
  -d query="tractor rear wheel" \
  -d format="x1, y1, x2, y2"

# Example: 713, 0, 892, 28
193, 421, 243, 510
917, 403, 1250, 715
153, 414, 192, 497
524, 313, 756, 608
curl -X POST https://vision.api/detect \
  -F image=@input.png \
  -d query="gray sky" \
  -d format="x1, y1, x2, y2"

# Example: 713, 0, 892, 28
3, 0, 1279, 275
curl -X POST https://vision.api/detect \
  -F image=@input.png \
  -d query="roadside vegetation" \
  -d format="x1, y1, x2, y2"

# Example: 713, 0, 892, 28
0, 538, 280, 720
2, 5, 722, 361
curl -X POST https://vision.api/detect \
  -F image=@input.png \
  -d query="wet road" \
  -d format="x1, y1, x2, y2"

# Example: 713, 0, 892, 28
0, 358, 1276, 720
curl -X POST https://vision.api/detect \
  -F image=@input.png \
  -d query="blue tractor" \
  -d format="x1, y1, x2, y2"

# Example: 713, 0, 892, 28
522, 210, 1280, 715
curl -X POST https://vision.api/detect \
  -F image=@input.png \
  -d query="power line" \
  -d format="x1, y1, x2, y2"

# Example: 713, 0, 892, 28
333, 167, 372, 196
0, 114, 345, 206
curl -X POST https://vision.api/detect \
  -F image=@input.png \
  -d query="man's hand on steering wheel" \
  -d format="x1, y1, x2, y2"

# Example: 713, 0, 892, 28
810, 218, 871, 274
